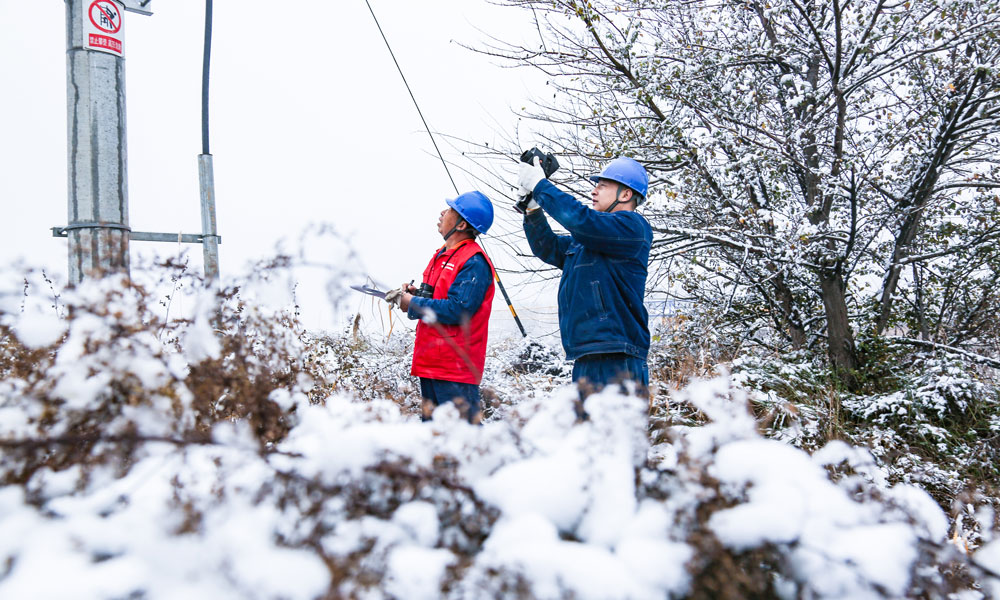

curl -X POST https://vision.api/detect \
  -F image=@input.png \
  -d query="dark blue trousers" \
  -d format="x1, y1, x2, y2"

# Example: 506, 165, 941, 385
419, 378, 482, 423
572, 353, 649, 390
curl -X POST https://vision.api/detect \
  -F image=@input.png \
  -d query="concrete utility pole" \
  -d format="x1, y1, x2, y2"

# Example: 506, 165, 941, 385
198, 155, 220, 279
57, 1, 222, 284
64, 0, 132, 284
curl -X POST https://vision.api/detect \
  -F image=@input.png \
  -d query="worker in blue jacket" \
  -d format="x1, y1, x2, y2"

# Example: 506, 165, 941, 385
517, 156, 653, 392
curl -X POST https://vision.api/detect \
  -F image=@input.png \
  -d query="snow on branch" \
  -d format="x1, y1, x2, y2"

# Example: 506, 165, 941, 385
885, 337, 1000, 370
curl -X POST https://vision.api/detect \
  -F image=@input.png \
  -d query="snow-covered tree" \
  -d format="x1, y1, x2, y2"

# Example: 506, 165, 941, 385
490, 0, 1000, 388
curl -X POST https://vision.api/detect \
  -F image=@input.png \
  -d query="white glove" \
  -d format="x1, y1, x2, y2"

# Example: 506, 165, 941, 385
384, 286, 405, 306
517, 157, 546, 196
523, 196, 541, 212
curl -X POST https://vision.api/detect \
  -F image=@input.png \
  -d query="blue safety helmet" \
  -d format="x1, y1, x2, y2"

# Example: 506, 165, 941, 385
589, 157, 649, 204
446, 190, 494, 235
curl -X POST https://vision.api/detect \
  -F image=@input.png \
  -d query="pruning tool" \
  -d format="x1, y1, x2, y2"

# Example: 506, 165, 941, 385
350, 284, 387, 299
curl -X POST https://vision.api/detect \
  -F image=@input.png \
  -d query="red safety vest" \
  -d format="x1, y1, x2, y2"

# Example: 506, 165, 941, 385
410, 239, 495, 384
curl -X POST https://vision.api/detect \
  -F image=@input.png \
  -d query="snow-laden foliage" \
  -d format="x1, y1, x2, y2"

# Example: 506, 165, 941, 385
486, 0, 1000, 388
1, 274, 997, 598
847, 355, 989, 424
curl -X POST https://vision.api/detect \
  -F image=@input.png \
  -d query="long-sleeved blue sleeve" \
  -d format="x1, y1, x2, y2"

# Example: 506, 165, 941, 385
524, 209, 572, 269
531, 179, 651, 258
407, 253, 491, 325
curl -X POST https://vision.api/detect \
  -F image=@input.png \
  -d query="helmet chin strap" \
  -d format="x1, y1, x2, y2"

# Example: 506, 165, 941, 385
442, 220, 468, 241
605, 184, 631, 213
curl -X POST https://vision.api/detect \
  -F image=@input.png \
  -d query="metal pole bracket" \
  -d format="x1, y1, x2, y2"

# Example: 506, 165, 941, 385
52, 226, 221, 245
120, 0, 154, 16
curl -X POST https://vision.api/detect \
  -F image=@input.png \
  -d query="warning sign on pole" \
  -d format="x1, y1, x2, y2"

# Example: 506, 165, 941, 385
83, 0, 125, 56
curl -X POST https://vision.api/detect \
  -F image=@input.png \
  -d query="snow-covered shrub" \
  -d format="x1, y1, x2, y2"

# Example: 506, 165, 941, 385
481, 338, 572, 421
842, 363, 985, 442
726, 352, 839, 452
841, 355, 1000, 492
897, 356, 989, 423
650, 377, 981, 599
647, 306, 736, 389
0, 268, 340, 487
732, 351, 829, 405
732, 342, 1000, 545
0, 268, 996, 598
500, 339, 568, 379
307, 327, 417, 410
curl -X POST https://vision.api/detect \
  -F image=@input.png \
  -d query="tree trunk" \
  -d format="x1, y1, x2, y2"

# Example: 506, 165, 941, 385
875, 210, 922, 335
912, 263, 930, 341
819, 270, 859, 390
773, 274, 807, 349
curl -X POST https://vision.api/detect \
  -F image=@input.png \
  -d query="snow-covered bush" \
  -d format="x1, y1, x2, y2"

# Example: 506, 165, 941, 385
839, 355, 1000, 510
732, 346, 1000, 563
0, 271, 996, 598
0, 273, 327, 487
848, 356, 994, 426
647, 306, 736, 389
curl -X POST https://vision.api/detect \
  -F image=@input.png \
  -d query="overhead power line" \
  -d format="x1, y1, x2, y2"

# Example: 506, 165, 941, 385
362, 0, 458, 194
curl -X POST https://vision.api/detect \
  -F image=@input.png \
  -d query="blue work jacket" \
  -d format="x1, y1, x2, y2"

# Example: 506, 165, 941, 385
523, 179, 652, 360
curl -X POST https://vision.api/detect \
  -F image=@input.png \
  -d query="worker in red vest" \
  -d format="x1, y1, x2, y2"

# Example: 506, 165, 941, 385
384, 191, 496, 423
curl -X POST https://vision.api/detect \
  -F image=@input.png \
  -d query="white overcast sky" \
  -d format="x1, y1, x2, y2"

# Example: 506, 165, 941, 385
1, 1, 564, 336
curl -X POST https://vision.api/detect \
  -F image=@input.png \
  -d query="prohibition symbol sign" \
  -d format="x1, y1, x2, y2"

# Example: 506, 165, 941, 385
89, 1, 122, 34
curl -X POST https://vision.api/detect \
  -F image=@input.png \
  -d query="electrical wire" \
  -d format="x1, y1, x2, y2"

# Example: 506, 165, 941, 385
362, 0, 458, 194
201, 0, 213, 155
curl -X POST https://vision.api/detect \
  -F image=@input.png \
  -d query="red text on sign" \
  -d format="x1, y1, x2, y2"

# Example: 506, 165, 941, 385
89, 34, 122, 54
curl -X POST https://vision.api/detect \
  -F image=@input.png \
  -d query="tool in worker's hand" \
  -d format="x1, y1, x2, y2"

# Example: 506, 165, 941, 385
350, 284, 387, 299
514, 148, 560, 214
352, 279, 431, 306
